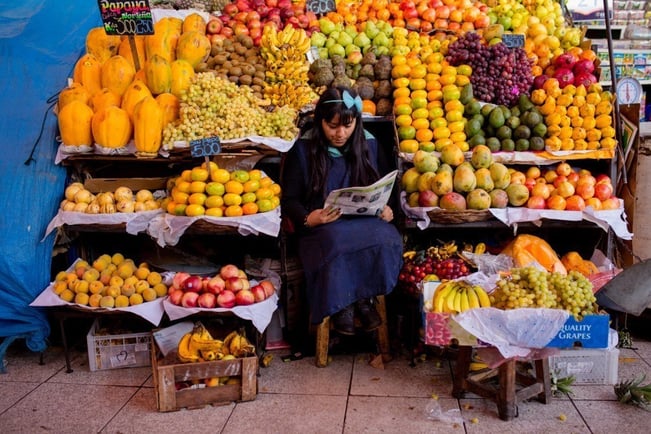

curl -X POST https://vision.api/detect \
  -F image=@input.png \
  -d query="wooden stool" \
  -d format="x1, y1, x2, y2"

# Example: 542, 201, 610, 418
315, 295, 391, 367
452, 346, 552, 421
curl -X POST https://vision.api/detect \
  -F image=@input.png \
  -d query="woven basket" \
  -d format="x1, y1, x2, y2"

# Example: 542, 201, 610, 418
426, 209, 493, 224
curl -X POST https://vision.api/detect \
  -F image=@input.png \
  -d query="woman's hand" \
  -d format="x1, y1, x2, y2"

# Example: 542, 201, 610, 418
306, 206, 341, 227
379, 205, 394, 222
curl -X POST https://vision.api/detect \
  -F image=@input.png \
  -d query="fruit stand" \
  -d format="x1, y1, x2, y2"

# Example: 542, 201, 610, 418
4, 0, 642, 416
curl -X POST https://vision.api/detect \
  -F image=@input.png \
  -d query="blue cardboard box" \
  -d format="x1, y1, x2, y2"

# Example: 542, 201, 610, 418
546, 314, 610, 349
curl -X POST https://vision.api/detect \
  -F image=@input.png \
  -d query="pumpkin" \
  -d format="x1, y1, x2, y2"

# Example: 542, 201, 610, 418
175, 30, 211, 69
133, 96, 164, 157
73, 54, 102, 97
561, 251, 600, 277
182, 13, 207, 34
145, 55, 172, 95
91, 88, 122, 112
170, 59, 195, 98
85, 27, 121, 64
118, 36, 146, 71
501, 234, 567, 275
155, 93, 180, 127
101, 55, 136, 97
121, 80, 153, 121
58, 100, 94, 147
58, 83, 91, 110
92, 106, 132, 149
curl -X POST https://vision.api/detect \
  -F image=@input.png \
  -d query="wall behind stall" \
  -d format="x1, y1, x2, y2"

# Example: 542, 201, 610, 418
0, 1, 101, 355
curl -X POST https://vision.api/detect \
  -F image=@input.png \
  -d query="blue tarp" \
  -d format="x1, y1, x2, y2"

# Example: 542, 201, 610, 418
0, 1, 101, 361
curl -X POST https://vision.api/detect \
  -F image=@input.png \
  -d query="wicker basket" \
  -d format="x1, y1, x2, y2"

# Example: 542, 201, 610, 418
426, 209, 493, 224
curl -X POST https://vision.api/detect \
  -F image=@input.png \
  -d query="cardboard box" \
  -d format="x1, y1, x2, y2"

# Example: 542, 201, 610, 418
86, 318, 152, 371
151, 340, 257, 412
549, 347, 619, 384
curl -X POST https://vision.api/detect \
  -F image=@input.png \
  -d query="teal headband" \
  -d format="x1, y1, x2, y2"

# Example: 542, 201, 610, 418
323, 90, 362, 112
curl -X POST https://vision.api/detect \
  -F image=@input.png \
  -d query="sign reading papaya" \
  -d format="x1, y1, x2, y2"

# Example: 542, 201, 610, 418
97, 0, 154, 36
190, 137, 221, 158
306, 0, 336, 15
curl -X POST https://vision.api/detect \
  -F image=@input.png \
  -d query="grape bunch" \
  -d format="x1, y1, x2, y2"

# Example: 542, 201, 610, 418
445, 33, 534, 106
398, 250, 473, 296
433, 258, 471, 280
162, 73, 299, 147
490, 267, 598, 319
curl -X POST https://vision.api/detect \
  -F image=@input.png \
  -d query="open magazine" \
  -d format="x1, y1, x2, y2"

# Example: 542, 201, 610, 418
324, 170, 398, 216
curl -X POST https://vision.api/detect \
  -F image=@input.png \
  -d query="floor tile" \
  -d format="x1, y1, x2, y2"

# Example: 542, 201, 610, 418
223, 393, 347, 434
0, 381, 41, 413
101, 387, 234, 434
345, 396, 465, 433
572, 400, 651, 434
258, 350, 353, 396
0, 345, 69, 383
0, 382, 136, 433
569, 384, 618, 400
459, 397, 590, 433
47, 350, 152, 387
351, 354, 452, 398
632, 339, 651, 359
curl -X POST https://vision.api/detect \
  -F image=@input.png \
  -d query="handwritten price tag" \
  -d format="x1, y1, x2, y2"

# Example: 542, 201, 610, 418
502, 34, 524, 48
190, 137, 221, 158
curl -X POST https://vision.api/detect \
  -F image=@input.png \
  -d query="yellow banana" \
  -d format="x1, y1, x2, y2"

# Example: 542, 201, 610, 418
474, 242, 487, 254
467, 285, 481, 309
402, 250, 417, 260
473, 285, 491, 308
453, 288, 462, 313
433, 281, 454, 313
177, 332, 200, 363
223, 330, 239, 349
469, 362, 489, 371
460, 287, 470, 312
445, 283, 458, 312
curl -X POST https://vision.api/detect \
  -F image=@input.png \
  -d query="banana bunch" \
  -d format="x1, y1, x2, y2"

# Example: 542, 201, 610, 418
260, 25, 311, 63
431, 280, 491, 314
176, 324, 255, 363
427, 241, 459, 261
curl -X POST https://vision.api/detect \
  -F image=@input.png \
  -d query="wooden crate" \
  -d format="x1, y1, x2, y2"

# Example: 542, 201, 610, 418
150, 340, 257, 412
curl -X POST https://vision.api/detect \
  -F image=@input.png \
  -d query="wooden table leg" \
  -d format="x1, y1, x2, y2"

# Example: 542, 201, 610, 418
452, 346, 473, 398
535, 358, 552, 404
315, 317, 330, 368
497, 359, 517, 421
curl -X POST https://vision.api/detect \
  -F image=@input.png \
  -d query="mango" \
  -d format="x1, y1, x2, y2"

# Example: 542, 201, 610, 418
453, 164, 477, 193
413, 150, 440, 173
439, 192, 467, 210
489, 189, 509, 208
474, 168, 494, 192
440, 143, 465, 167
401, 167, 421, 193
470, 144, 493, 169
431, 171, 453, 196
466, 188, 492, 210
489, 163, 511, 190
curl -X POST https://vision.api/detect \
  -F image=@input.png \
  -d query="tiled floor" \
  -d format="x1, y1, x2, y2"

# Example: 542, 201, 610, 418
1, 333, 650, 434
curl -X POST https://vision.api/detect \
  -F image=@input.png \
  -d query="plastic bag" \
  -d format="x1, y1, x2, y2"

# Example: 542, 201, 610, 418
424, 398, 463, 424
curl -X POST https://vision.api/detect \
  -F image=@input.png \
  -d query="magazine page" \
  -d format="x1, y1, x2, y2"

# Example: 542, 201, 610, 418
324, 170, 398, 216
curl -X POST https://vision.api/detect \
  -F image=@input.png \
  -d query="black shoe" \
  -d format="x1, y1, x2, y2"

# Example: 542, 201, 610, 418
355, 298, 382, 332
331, 305, 355, 335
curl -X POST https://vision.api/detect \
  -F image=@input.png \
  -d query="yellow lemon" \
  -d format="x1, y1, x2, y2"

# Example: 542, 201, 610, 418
223, 193, 242, 206
224, 205, 243, 217
204, 195, 224, 209
185, 204, 205, 216
210, 168, 231, 183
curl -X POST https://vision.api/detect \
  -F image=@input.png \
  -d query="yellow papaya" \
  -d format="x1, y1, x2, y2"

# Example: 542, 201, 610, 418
100, 55, 136, 97
91, 88, 122, 112
85, 27, 121, 64
502, 234, 567, 275
133, 96, 164, 157
92, 106, 132, 149
118, 35, 146, 71
58, 83, 91, 110
155, 93, 179, 127
58, 100, 94, 147
121, 79, 152, 121
176, 30, 211, 69
73, 54, 102, 97
144, 54, 172, 95
170, 59, 195, 98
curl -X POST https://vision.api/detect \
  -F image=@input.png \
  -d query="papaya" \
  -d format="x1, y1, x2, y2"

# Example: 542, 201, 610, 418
502, 234, 567, 275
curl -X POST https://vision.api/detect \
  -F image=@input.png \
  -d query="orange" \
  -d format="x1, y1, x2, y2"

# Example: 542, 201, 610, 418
188, 192, 207, 206
391, 54, 407, 66
409, 64, 427, 79
395, 114, 413, 128
223, 193, 242, 206
259, 176, 273, 188
247, 169, 262, 181
392, 64, 411, 79
412, 107, 429, 119
446, 110, 464, 122
185, 204, 205, 217
439, 74, 456, 86
412, 118, 430, 130
450, 131, 467, 143
204, 195, 224, 209
393, 77, 410, 89
393, 87, 411, 99
397, 125, 416, 140
415, 128, 434, 142
399, 139, 419, 153
243, 179, 260, 193
427, 89, 443, 102
410, 89, 428, 100
410, 97, 428, 109
242, 202, 259, 215
205, 207, 224, 217
433, 126, 451, 140
175, 180, 191, 193
241, 192, 257, 204
409, 78, 427, 90
426, 79, 442, 91
256, 187, 274, 201
393, 95, 411, 107
224, 180, 244, 195
189, 181, 206, 194
394, 104, 412, 117
430, 117, 447, 129
224, 205, 243, 217
270, 183, 281, 196
210, 168, 230, 183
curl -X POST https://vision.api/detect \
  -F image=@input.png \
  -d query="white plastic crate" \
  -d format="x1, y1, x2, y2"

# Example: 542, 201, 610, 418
549, 347, 619, 385
86, 318, 152, 371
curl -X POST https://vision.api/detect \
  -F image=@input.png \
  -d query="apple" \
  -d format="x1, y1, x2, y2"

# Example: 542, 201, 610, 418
220, 264, 240, 279
225, 277, 244, 292
594, 182, 614, 201
183, 275, 203, 293
216, 290, 236, 308
251, 284, 267, 303
556, 162, 573, 177
260, 280, 275, 298
576, 182, 595, 200
526, 195, 547, 209
257, 5, 270, 18
181, 291, 199, 308
220, 26, 234, 38
235, 0, 251, 12
595, 174, 612, 184
266, 0, 278, 6
205, 275, 225, 295
277, 0, 292, 9
222, 3, 238, 16
235, 289, 255, 306
206, 18, 223, 35
237, 269, 247, 279
168, 288, 184, 305
172, 272, 190, 290
198, 292, 216, 308
297, 13, 310, 29
601, 197, 620, 210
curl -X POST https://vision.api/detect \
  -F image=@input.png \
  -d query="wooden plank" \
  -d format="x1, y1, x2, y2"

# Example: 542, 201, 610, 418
158, 366, 177, 412
240, 356, 258, 401
315, 317, 330, 368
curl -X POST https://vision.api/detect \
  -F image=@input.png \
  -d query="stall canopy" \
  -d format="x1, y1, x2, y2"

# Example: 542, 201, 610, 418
0, 1, 101, 362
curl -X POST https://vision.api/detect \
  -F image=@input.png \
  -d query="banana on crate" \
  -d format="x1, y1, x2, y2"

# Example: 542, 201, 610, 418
177, 323, 255, 363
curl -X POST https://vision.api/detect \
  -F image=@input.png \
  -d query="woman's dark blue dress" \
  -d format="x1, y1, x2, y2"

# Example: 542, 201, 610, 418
281, 131, 403, 324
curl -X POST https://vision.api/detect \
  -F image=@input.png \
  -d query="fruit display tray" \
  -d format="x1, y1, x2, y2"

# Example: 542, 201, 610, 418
151, 340, 257, 412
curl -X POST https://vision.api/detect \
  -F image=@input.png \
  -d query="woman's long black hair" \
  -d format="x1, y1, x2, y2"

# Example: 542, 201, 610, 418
307, 86, 379, 202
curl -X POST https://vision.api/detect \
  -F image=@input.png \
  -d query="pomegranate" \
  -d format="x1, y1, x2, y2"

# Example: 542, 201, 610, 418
554, 68, 575, 88
554, 53, 577, 70
573, 59, 595, 75
574, 72, 597, 88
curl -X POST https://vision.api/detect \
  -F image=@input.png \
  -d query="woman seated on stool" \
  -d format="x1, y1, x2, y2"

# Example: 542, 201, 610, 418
281, 86, 403, 335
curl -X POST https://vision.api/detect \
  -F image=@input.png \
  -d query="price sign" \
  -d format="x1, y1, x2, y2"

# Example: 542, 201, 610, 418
190, 137, 221, 158
502, 34, 524, 48
566, 0, 613, 22
97, 0, 154, 36
307, 0, 336, 15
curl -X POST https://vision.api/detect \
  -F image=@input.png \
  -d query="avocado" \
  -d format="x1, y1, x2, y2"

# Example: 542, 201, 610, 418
532, 123, 547, 137
496, 125, 512, 140
523, 110, 542, 128
510, 106, 521, 118
468, 134, 486, 147
488, 107, 505, 129
529, 136, 545, 151
518, 93, 534, 112
498, 105, 511, 120
500, 138, 515, 151
513, 125, 531, 140
486, 137, 501, 152
465, 99, 481, 116
471, 113, 484, 126
484, 125, 496, 137
465, 118, 483, 137
481, 103, 496, 118
460, 84, 474, 105
515, 138, 530, 151
506, 116, 521, 129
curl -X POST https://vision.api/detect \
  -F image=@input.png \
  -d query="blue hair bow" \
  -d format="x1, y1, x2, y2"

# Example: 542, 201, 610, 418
324, 90, 362, 112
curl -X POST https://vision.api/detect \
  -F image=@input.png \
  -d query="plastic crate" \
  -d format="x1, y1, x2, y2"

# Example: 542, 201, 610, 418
549, 347, 619, 385
86, 318, 152, 371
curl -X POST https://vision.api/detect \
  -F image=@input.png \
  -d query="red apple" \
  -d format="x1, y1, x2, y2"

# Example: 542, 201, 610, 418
526, 195, 547, 209
260, 280, 275, 298
182, 275, 203, 293
235, 289, 255, 306
266, 0, 278, 7
220, 26, 234, 38
594, 182, 614, 201
220, 264, 240, 279
251, 284, 267, 302
595, 174, 612, 184
198, 292, 216, 308
249, 27, 262, 40
576, 182, 595, 200
234, 11, 249, 23
257, 4, 270, 17
246, 11, 260, 22
168, 288, 184, 305
225, 276, 244, 293
277, 0, 292, 9
205, 275, 225, 295
181, 291, 199, 308
296, 13, 310, 28
206, 18, 223, 35
216, 290, 236, 308
222, 3, 238, 16
524, 177, 537, 192
235, 0, 251, 12
209, 33, 226, 44
172, 272, 190, 290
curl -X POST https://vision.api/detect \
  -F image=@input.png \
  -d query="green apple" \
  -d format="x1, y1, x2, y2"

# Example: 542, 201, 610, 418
328, 43, 346, 59
319, 17, 336, 35
310, 32, 327, 48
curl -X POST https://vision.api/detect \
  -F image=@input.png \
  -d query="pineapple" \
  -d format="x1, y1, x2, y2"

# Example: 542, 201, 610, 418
614, 374, 651, 410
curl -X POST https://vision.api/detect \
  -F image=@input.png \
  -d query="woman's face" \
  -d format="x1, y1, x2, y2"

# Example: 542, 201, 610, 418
321, 113, 356, 148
